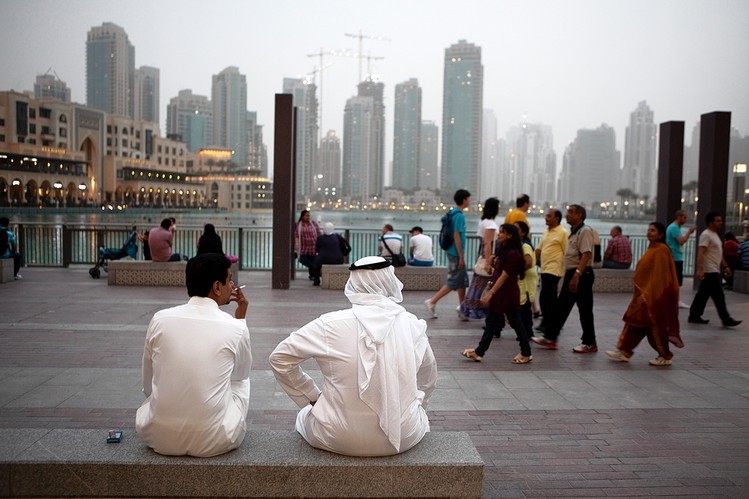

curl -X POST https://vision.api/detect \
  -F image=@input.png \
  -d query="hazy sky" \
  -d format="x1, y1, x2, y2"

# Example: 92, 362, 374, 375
2, 0, 748, 181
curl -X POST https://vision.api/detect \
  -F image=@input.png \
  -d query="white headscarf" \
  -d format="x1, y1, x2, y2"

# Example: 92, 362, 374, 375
344, 256, 425, 452
323, 222, 335, 235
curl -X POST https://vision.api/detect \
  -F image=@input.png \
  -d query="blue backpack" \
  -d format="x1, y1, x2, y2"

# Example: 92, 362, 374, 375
439, 210, 456, 250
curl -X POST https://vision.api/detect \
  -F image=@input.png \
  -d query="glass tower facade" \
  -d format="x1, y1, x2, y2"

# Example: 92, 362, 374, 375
86, 23, 135, 118
392, 79, 422, 190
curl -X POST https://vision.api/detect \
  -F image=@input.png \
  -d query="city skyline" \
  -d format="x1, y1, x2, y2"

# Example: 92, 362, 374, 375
1, 0, 748, 193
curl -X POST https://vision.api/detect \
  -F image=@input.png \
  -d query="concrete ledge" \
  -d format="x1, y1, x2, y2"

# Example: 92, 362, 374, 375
0, 429, 483, 498
107, 260, 239, 286
593, 268, 634, 293
321, 264, 446, 291
0, 259, 13, 284
733, 270, 749, 293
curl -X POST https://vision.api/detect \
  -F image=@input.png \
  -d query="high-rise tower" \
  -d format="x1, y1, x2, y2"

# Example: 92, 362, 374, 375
134, 66, 160, 124
212, 66, 248, 167
559, 124, 620, 206
342, 96, 375, 200
283, 77, 319, 199
357, 78, 386, 195
441, 40, 483, 199
86, 22, 135, 117
166, 89, 213, 152
506, 122, 556, 205
34, 73, 71, 102
622, 101, 657, 200
419, 121, 439, 190
319, 130, 342, 200
392, 79, 421, 190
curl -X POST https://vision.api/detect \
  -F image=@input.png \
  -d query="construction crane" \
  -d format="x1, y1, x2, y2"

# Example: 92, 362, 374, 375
363, 52, 384, 80
306, 48, 353, 140
344, 30, 391, 82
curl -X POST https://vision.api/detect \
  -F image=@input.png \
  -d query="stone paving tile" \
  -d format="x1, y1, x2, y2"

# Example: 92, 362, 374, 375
1, 267, 748, 497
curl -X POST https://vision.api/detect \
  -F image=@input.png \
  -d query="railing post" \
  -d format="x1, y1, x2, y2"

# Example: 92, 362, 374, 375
238, 227, 244, 270
62, 224, 71, 267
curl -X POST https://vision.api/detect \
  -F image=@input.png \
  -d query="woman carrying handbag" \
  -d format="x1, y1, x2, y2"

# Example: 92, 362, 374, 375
457, 198, 499, 321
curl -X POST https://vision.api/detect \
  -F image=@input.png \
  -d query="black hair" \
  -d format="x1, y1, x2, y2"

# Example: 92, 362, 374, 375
725, 231, 738, 242
515, 220, 530, 238
482, 197, 499, 220
549, 209, 562, 224
203, 223, 217, 235
186, 253, 231, 297
516, 194, 530, 208
160, 218, 172, 230
649, 221, 667, 243
705, 212, 720, 225
498, 223, 525, 280
454, 189, 471, 205
569, 204, 587, 221
298, 209, 310, 222
0, 217, 9, 227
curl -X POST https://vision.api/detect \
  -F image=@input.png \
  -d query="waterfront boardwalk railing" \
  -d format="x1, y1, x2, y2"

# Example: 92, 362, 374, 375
11, 222, 697, 274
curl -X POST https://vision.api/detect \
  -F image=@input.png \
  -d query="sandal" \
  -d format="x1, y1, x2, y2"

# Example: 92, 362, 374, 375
461, 348, 482, 362
512, 354, 533, 364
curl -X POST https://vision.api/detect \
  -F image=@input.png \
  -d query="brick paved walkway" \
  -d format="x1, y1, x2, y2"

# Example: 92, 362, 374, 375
1, 266, 747, 497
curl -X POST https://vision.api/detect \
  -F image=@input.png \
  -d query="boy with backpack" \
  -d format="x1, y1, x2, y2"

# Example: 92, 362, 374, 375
424, 189, 471, 318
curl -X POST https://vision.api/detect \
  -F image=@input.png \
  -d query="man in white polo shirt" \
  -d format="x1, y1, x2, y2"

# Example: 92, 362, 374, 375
408, 226, 434, 266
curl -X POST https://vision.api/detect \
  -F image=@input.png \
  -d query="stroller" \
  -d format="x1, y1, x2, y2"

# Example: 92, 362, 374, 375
89, 230, 138, 279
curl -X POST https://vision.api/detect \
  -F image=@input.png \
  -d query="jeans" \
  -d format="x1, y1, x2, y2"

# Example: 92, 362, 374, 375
408, 258, 434, 267
477, 309, 531, 357
689, 272, 732, 323
544, 268, 596, 346
298, 254, 315, 276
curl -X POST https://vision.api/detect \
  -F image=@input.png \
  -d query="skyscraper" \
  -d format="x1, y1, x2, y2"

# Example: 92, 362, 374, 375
622, 101, 657, 200
342, 96, 375, 200
392, 79, 421, 190
134, 66, 160, 124
34, 73, 71, 102
166, 89, 212, 152
558, 124, 620, 206
505, 122, 556, 205
212, 66, 248, 167
357, 78, 386, 195
441, 40, 483, 199
482, 110, 500, 201
282, 77, 319, 199
419, 121, 439, 190
86, 22, 135, 117
246, 111, 267, 176
319, 130, 342, 200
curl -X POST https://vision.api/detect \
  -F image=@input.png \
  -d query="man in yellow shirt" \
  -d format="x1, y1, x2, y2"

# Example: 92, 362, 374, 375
533, 209, 568, 342
504, 194, 531, 226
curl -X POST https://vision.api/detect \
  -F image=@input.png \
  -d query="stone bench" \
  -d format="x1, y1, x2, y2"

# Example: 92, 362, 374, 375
733, 270, 749, 293
107, 260, 239, 286
0, 258, 14, 283
0, 429, 484, 498
321, 264, 446, 291
592, 268, 634, 293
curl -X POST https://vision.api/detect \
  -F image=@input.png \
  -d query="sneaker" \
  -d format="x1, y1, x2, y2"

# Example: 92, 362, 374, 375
678, 301, 690, 309
723, 319, 742, 328
605, 350, 630, 362
572, 344, 598, 353
424, 299, 437, 318
688, 316, 709, 324
14, 274, 22, 280
456, 306, 469, 321
530, 336, 557, 350
649, 356, 672, 366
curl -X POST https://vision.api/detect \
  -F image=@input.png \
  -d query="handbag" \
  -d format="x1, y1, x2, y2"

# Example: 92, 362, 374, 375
473, 239, 494, 277
380, 236, 406, 267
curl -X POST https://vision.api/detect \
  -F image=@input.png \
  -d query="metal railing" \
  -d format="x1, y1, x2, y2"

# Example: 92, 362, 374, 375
11, 222, 696, 275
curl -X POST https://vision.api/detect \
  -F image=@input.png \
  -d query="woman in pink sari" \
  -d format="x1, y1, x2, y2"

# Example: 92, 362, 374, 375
606, 222, 683, 366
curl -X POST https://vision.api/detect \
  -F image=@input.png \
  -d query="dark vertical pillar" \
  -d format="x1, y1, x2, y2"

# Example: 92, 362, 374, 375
656, 121, 685, 225
272, 94, 295, 289
693, 111, 731, 289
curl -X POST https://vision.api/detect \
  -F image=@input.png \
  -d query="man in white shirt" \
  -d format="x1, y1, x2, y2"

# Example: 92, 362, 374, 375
136, 253, 252, 457
688, 212, 742, 327
379, 224, 403, 262
269, 256, 437, 456
408, 226, 434, 266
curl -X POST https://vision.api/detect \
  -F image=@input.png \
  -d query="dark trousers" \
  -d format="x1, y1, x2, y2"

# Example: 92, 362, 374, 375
545, 268, 596, 346
674, 260, 684, 287
477, 309, 531, 357
298, 254, 315, 277
520, 299, 533, 339
538, 273, 561, 330
4, 252, 22, 276
689, 273, 731, 323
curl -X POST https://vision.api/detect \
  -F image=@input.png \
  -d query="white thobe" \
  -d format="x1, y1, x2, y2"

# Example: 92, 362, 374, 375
136, 296, 252, 457
269, 308, 437, 456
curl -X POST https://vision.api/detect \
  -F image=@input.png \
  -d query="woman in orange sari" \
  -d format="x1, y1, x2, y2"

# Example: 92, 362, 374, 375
606, 222, 683, 366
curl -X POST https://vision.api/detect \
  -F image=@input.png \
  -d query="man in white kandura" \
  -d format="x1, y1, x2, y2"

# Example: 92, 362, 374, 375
269, 256, 437, 456
136, 253, 251, 457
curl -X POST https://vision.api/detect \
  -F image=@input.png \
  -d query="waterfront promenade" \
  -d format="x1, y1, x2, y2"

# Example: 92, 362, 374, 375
1, 266, 748, 497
